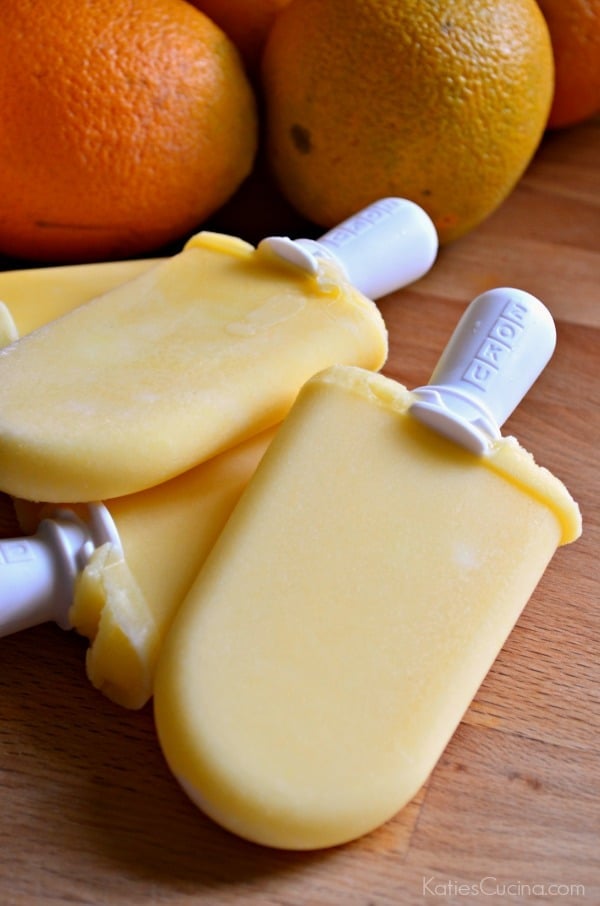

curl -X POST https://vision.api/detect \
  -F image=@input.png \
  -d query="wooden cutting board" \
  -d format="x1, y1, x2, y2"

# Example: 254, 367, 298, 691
0, 117, 598, 906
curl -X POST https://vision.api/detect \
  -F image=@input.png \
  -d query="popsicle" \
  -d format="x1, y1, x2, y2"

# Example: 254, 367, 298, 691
153, 288, 581, 851
0, 197, 437, 503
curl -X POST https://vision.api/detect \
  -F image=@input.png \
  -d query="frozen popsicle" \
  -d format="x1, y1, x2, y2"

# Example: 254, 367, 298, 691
2, 427, 274, 709
0, 198, 437, 503
154, 288, 581, 851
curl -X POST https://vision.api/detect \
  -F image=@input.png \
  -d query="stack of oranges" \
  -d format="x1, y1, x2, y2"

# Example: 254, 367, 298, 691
0, 0, 597, 263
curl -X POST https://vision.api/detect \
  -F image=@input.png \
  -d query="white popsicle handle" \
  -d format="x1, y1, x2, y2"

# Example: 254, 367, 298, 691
259, 197, 438, 299
410, 288, 557, 455
0, 503, 121, 638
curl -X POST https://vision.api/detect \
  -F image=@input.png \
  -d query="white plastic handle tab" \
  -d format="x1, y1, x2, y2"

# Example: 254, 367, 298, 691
258, 197, 438, 300
409, 287, 557, 455
0, 502, 121, 638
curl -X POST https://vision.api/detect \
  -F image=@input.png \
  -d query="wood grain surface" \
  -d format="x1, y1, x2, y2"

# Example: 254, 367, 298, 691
0, 117, 598, 906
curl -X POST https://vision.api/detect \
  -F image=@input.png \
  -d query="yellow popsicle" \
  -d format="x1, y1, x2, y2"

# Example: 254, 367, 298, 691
0, 198, 439, 504
154, 293, 581, 850
0, 230, 387, 503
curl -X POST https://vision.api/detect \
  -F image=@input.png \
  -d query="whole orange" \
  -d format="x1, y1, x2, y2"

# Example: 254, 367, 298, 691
0, 0, 258, 263
536, 0, 600, 128
188, 0, 292, 74
262, 0, 554, 244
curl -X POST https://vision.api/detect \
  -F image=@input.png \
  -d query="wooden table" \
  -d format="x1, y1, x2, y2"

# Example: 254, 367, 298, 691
1, 117, 598, 906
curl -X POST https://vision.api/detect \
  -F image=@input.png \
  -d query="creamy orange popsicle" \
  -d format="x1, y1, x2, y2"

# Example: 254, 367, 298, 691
154, 289, 581, 851
0, 198, 437, 503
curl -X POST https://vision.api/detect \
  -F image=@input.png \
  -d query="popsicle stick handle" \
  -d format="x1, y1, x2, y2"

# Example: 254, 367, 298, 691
410, 288, 557, 455
0, 515, 90, 636
260, 197, 438, 299
0, 503, 121, 638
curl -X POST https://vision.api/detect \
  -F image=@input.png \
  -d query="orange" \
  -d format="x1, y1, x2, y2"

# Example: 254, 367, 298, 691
262, 0, 554, 244
0, 0, 258, 263
536, 0, 600, 128
188, 0, 292, 75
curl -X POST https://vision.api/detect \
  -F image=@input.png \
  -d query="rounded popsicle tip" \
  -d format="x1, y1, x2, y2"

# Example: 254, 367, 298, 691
260, 197, 439, 300
410, 287, 557, 454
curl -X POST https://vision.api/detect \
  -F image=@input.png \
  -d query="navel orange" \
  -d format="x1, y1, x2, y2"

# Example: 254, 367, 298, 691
0, 0, 258, 263
262, 0, 554, 244
188, 0, 291, 75
536, 0, 600, 128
